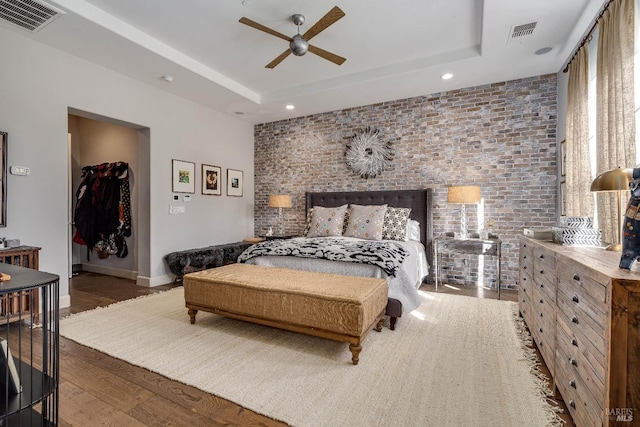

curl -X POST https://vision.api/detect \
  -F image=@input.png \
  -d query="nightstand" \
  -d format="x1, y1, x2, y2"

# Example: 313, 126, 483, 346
434, 237, 502, 299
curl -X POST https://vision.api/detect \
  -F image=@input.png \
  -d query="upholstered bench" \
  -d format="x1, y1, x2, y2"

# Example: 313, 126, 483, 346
184, 264, 388, 365
164, 241, 252, 281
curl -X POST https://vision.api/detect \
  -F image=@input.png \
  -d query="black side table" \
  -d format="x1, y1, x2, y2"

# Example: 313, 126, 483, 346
434, 237, 502, 299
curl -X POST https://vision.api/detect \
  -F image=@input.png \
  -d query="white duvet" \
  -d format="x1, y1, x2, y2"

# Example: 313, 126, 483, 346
243, 236, 427, 313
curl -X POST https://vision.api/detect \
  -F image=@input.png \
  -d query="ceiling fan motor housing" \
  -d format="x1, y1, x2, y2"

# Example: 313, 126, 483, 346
290, 34, 309, 56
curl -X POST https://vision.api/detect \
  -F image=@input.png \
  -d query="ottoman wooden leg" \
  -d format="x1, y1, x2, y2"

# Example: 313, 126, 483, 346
188, 308, 198, 324
389, 316, 397, 331
375, 318, 384, 332
349, 343, 362, 365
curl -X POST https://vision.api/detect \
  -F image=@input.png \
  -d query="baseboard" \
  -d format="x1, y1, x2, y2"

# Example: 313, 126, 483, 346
60, 294, 71, 309
136, 274, 173, 287
81, 263, 138, 280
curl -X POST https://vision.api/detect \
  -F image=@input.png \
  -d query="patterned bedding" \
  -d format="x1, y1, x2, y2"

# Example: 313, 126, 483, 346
239, 236, 427, 313
238, 237, 408, 277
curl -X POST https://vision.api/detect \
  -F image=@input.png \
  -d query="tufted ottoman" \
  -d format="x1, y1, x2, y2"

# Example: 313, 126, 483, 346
184, 263, 388, 365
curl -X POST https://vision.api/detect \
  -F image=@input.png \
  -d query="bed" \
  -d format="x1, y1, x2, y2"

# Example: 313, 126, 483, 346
240, 188, 434, 329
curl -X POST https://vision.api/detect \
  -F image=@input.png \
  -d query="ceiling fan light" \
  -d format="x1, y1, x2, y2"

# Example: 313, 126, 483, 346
290, 35, 309, 56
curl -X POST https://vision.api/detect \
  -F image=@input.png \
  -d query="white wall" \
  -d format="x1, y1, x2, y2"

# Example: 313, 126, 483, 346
0, 27, 255, 302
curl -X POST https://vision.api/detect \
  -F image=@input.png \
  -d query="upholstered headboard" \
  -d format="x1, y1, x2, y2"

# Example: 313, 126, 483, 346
305, 188, 434, 283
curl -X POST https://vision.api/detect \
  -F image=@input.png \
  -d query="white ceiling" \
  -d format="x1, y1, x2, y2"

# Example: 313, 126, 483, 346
2, 0, 605, 124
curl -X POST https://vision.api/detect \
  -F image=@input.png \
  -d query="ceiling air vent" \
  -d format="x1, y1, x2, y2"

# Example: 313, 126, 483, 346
507, 21, 538, 45
0, 0, 65, 33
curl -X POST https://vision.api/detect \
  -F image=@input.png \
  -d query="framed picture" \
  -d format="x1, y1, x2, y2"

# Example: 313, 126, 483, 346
560, 139, 566, 177
227, 168, 243, 197
202, 164, 222, 196
172, 159, 196, 194
0, 132, 6, 227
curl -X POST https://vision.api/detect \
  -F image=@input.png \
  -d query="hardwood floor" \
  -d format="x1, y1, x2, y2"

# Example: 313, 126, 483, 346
41, 273, 573, 426
58, 272, 285, 427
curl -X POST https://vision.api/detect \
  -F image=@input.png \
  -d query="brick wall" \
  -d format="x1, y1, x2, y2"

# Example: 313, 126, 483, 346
254, 74, 558, 288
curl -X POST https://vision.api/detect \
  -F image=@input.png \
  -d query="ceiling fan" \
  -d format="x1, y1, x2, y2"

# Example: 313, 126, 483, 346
239, 6, 346, 69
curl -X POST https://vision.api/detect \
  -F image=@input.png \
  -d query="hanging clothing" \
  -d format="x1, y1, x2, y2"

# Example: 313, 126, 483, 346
74, 161, 131, 259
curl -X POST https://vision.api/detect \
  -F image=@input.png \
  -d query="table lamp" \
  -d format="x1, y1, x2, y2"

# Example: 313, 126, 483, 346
590, 167, 632, 251
269, 194, 292, 236
447, 185, 482, 239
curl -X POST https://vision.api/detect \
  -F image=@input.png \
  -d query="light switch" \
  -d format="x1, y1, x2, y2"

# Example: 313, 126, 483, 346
169, 205, 186, 215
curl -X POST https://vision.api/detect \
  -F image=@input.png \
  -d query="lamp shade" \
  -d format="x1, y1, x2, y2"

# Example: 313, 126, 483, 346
447, 185, 481, 204
590, 168, 633, 192
269, 194, 292, 208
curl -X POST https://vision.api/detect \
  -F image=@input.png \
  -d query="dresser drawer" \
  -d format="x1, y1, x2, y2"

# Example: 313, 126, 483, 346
519, 269, 533, 303
532, 287, 555, 370
555, 341, 604, 427
556, 286, 607, 358
520, 241, 533, 272
557, 262, 608, 329
556, 313, 605, 401
519, 281, 532, 328
533, 247, 556, 302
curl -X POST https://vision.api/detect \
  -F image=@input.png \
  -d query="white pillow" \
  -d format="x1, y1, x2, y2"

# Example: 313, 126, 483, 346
406, 220, 421, 242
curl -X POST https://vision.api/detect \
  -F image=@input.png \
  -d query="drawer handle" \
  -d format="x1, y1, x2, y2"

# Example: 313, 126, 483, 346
538, 327, 543, 333
570, 358, 578, 367
539, 299, 543, 304
539, 270, 544, 275
569, 380, 576, 389
571, 338, 578, 347
571, 316, 579, 324
540, 313, 543, 317
540, 283, 544, 288
539, 254, 544, 259
572, 295, 579, 303
569, 400, 576, 409
523, 255, 527, 259
572, 274, 580, 281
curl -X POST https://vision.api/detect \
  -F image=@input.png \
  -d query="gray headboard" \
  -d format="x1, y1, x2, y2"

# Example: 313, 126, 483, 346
305, 188, 434, 283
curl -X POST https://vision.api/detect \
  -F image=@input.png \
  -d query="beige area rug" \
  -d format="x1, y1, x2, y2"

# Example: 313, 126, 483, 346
59, 288, 562, 427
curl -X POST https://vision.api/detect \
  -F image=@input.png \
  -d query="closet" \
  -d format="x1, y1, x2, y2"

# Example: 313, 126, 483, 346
68, 114, 139, 279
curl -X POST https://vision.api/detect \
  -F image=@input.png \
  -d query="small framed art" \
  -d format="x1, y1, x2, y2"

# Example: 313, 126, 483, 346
202, 164, 222, 196
227, 168, 243, 197
172, 159, 196, 194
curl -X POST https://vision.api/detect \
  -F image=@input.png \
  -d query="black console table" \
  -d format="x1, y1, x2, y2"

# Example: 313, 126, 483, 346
0, 263, 59, 426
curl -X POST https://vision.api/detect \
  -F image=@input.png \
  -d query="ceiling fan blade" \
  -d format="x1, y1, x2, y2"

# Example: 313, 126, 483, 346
239, 17, 292, 42
302, 6, 345, 41
266, 50, 292, 69
308, 45, 346, 66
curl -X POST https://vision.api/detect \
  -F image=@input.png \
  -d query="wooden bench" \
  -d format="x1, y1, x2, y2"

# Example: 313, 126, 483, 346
183, 264, 388, 365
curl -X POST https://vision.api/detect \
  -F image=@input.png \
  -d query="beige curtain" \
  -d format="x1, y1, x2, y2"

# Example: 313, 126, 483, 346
596, 0, 636, 245
566, 47, 593, 217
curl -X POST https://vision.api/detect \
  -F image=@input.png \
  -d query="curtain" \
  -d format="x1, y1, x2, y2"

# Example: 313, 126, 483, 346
596, 0, 636, 245
566, 47, 593, 217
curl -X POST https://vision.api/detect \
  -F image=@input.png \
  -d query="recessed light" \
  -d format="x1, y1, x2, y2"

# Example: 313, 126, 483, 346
440, 73, 453, 80
161, 75, 174, 83
235, 111, 245, 115
535, 47, 553, 55
285, 104, 295, 110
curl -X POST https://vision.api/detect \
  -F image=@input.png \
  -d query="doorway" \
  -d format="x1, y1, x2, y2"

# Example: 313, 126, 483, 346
67, 109, 150, 285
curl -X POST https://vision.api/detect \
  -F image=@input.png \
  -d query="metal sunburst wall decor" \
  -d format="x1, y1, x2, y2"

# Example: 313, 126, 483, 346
345, 127, 394, 179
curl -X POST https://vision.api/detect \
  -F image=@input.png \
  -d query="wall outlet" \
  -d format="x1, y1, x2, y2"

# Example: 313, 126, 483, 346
10, 166, 30, 176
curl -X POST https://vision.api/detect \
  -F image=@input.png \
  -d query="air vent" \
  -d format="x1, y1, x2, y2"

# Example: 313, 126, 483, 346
0, 0, 65, 33
507, 21, 538, 45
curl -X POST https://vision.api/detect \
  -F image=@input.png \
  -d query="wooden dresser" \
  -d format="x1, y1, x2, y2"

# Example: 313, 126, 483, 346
518, 236, 639, 427
0, 245, 41, 324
